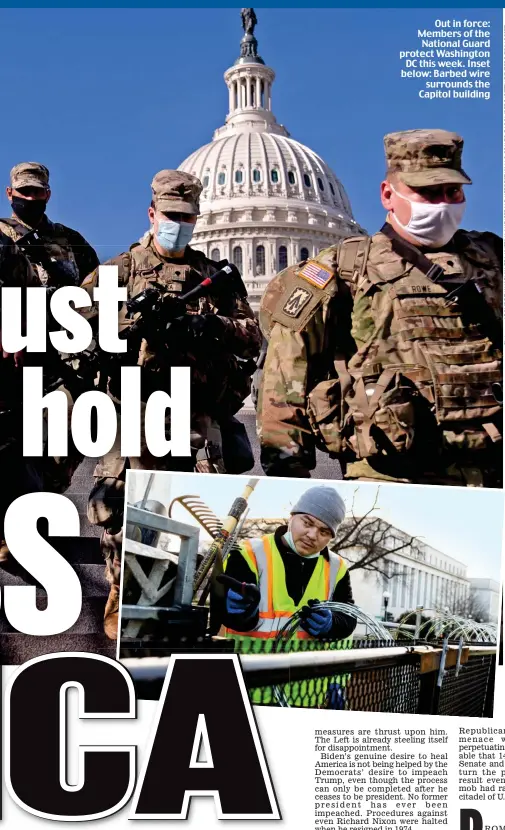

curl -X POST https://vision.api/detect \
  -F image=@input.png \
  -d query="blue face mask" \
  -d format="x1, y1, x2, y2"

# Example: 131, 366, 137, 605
155, 219, 194, 253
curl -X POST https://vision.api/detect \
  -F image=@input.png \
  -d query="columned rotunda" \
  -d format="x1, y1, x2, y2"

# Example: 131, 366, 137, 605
178, 9, 365, 310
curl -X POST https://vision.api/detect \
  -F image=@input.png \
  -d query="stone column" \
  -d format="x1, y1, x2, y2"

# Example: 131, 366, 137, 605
256, 76, 261, 108
229, 82, 234, 113
246, 76, 251, 108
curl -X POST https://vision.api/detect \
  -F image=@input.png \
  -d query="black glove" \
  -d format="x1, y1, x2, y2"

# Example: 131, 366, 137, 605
187, 313, 227, 339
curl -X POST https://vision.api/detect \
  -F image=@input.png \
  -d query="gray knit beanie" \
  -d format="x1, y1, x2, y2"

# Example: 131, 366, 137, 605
290, 486, 346, 536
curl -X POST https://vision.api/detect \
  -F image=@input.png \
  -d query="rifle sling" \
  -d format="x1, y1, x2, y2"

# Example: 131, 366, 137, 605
380, 222, 446, 282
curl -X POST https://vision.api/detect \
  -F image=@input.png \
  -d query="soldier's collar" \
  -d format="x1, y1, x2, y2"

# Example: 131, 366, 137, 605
10, 213, 52, 233
147, 236, 191, 265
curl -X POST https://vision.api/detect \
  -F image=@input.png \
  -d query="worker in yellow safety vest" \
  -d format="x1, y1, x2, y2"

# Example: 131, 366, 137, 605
218, 486, 356, 645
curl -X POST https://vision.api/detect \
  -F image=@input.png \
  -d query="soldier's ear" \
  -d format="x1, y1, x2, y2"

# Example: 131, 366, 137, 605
380, 180, 394, 211
6, 186, 12, 201
147, 205, 156, 224
44, 188, 51, 204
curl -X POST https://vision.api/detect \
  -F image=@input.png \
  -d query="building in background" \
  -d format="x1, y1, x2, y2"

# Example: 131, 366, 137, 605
345, 523, 470, 621
468, 578, 500, 623
178, 9, 365, 310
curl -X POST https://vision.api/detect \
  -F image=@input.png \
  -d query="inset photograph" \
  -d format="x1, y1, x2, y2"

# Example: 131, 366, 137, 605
120, 473, 501, 716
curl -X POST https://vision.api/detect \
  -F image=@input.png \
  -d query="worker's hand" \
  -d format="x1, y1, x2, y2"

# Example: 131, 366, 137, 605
300, 604, 333, 637
226, 587, 259, 618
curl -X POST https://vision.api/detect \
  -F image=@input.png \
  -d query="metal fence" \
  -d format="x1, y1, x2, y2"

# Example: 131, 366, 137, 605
240, 644, 496, 715
122, 643, 496, 716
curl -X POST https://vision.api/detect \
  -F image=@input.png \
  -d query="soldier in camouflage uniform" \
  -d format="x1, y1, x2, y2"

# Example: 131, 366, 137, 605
0, 163, 97, 518
1, 162, 99, 287
0, 234, 42, 561
81, 170, 261, 638
258, 130, 502, 487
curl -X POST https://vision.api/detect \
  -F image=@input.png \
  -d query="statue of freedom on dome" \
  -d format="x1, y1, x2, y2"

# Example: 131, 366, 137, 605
241, 8, 257, 36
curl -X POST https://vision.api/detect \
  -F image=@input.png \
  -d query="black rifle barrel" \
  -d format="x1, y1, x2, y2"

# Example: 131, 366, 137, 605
179, 263, 235, 303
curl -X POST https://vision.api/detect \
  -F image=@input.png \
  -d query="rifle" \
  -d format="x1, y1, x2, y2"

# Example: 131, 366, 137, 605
93, 262, 244, 393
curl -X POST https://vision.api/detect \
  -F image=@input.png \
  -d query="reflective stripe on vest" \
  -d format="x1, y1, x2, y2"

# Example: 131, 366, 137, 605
224, 534, 347, 640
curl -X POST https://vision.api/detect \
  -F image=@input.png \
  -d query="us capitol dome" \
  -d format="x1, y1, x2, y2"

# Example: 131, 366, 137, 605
178, 9, 365, 310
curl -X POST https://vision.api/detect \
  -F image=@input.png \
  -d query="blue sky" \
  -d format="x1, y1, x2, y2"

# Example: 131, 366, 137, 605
0, 8, 501, 262
138, 472, 504, 582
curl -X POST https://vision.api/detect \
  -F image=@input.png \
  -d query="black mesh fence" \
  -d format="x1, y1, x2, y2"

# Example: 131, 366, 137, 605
437, 654, 495, 718
236, 640, 496, 716
247, 658, 421, 711
232, 637, 415, 655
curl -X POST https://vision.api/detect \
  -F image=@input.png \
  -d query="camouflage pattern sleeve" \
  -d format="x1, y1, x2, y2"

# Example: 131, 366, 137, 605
0, 236, 41, 290
257, 322, 315, 477
57, 225, 100, 284
350, 289, 376, 350
79, 253, 130, 327
213, 294, 262, 359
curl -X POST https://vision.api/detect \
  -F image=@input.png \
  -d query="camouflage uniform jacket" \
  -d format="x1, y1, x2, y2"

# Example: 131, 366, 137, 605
81, 233, 262, 406
0, 214, 99, 287
82, 233, 260, 354
79, 235, 261, 478
258, 227, 503, 482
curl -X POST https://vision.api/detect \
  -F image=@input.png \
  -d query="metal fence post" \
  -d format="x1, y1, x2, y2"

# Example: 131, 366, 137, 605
483, 655, 497, 718
417, 666, 438, 715
415, 606, 423, 639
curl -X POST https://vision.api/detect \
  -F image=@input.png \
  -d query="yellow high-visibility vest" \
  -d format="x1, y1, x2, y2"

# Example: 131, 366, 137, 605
223, 533, 348, 640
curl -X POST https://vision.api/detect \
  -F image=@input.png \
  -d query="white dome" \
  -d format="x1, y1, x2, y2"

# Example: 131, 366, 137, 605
180, 131, 357, 229
177, 11, 366, 309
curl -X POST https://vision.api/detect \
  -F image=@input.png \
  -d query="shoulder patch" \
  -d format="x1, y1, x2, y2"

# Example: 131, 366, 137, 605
283, 286, 312, 317
298, 260, 333, 288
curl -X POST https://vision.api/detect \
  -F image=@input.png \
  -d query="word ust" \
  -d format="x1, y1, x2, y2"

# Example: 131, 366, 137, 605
0, 266, 191, 457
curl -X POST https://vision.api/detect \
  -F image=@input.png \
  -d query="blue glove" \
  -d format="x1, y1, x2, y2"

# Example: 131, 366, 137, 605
325, 682, 346, 710
301, 605, 333, 637
226, 588, 259, 619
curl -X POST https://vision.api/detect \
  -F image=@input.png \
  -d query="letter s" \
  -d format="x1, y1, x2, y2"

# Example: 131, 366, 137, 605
4, 493, 82, 634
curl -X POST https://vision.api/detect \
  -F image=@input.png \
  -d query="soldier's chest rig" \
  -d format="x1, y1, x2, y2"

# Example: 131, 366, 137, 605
118, 245, 216, 371
0, 219, 79, 287
345, 226, 502, 461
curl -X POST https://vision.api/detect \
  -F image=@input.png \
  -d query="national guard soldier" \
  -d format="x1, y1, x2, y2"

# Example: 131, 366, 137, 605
258, 130, 502, 487
1, 162, 99, 287
0, 162, 96, 505
0, 234, 41, 561
82, 169, 262, 638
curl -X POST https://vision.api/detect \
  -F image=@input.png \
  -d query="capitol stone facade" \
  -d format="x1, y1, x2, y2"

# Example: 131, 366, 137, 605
178, 11, 366, 310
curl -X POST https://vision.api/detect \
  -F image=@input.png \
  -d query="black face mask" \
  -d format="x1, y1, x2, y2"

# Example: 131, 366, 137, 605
11, 196, 47, 227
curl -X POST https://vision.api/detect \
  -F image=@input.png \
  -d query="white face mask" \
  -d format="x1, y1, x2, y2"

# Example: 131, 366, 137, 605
390, 183, 466, 247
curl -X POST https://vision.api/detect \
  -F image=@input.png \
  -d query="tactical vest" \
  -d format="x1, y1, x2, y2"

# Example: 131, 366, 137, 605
0, 218, 80, 287
115, 237, 252, 416
261, 230, 503, 464
223, 533, 347, 641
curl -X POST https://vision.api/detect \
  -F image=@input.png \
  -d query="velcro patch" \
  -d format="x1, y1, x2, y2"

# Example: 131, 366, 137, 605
283, 286, 312, 317
299, 260, 333, 288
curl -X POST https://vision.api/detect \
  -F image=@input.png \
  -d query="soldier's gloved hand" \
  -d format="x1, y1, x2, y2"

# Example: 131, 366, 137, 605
226, 588, 260, 619
188, 313, 227, 339
300, 602, 333, 637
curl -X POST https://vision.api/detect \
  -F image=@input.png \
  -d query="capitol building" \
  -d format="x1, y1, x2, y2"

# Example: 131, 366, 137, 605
178, 9, 366, 309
